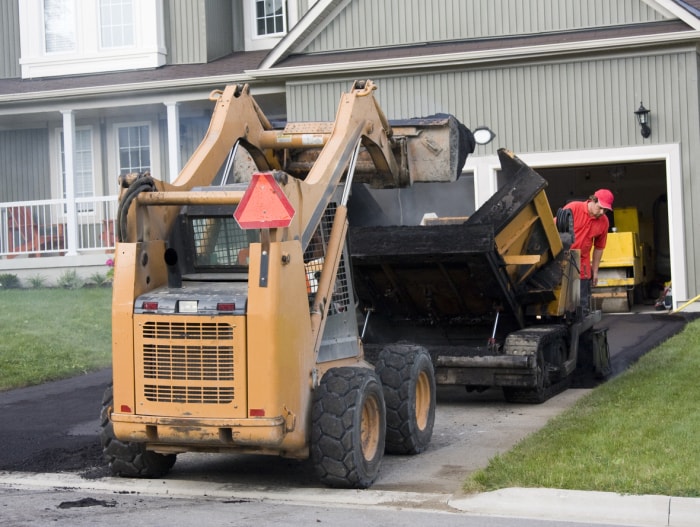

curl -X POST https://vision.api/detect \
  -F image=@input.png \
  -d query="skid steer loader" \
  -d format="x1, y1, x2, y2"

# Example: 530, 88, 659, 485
102, 80, 473, 488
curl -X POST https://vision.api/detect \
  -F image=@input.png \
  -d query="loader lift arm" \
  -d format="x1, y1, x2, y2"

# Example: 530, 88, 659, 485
120, 80, 466, 252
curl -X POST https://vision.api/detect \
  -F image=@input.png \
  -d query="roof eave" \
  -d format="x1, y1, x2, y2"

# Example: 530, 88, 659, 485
0, 73, 258, 108
3, 30, 699, 108
249, 30, 700, 79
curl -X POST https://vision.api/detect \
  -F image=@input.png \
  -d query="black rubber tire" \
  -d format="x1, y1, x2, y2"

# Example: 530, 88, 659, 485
100, 385, 176, 478
375, 344, 436, 454
310, 367, 386, 489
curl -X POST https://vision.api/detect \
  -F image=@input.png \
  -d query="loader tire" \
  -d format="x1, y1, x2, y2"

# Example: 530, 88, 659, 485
310, 367, 386, 489
376, 344, 436, 454
100, 385, 176, 478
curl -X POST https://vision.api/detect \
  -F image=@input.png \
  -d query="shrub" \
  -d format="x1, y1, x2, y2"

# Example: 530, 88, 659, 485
56, 270, 82, 289
27, 274, 48, 289
0, 273, 21, 289
89, 272, 111, 287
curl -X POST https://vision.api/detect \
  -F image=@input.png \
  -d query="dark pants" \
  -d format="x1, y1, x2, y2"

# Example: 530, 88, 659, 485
581, 278, 592, 314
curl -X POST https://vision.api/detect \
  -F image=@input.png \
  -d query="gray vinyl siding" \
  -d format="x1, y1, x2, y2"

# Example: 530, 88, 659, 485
165, 0, 236, 63
0, 130, 51, 202
205, 0, 234, 61
286, 48, 700, 302
166, 0, 208, 64
0, 0, 20, 79
287, 51, 696, 153
303, 0, 667, 53
232, 0, 245, 51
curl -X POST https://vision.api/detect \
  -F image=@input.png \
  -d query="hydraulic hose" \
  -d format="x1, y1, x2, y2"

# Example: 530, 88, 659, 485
116, 174, 155, 242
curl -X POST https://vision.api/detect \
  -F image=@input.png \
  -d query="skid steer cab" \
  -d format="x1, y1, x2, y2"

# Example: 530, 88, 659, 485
101, 79, 472, 488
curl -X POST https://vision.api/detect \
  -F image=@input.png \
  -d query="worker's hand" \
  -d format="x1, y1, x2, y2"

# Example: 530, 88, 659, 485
591, 272, 598, 287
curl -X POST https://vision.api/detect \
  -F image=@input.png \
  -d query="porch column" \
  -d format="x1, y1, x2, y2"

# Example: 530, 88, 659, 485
165, 101, 181, 183
61, 109, 79, 256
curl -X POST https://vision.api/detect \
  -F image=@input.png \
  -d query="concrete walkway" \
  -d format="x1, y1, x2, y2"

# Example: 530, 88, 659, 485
450, 487, 699, 527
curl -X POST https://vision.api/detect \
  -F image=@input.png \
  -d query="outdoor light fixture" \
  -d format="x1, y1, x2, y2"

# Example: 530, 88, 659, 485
634, 102, 651, 138
473, 126, 496, 145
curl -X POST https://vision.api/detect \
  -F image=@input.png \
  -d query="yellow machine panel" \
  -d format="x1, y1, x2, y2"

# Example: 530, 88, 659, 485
593, 208, 646, 311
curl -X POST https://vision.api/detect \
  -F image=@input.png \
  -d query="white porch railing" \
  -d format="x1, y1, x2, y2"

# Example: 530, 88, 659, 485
0, 196, 118, 258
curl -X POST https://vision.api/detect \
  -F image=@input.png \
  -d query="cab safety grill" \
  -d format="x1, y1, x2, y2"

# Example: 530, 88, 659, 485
140, 321, 235, 404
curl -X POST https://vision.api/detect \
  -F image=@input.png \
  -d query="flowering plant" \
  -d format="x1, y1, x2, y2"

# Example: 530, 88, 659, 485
106, 258, 115, 280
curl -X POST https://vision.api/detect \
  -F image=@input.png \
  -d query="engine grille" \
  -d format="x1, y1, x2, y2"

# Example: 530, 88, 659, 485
143, 384, 234, 404
139, 320, 236, 405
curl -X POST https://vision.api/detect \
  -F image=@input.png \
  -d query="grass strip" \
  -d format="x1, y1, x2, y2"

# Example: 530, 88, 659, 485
0, 288, 112, 391
466, 318, 700, 497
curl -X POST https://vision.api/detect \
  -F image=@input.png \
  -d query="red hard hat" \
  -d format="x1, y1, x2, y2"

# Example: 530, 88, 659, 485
594, 189, 614, 210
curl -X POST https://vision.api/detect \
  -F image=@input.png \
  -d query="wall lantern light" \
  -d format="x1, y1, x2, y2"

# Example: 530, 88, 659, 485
634, 102, 651, 138
473, 126, 496, 145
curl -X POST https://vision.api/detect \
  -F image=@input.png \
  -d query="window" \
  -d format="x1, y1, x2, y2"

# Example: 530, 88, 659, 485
256, 0, 286, 37
242, 0, 296, 51
44, 0, 76, 53
60, 128, 95, 199
118, 124, 150, 175
19, 0, 165, 78
99, 0, 134, 48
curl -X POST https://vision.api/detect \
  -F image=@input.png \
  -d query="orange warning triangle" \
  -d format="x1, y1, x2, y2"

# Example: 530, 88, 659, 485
234, 172, 295, 229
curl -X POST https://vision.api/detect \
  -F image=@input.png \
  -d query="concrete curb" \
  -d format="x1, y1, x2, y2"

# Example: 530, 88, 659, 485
449, 487, 700, 527
2, 472, 699, 525
0, 471, 451, 511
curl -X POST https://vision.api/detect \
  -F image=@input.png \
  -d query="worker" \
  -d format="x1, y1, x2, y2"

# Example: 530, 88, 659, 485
563, 189, 614, 313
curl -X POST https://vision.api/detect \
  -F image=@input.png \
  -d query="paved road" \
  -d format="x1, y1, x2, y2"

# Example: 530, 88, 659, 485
0, 310, 696, 526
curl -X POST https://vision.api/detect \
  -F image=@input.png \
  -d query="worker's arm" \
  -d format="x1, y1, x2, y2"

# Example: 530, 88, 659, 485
591, 247, 604, 286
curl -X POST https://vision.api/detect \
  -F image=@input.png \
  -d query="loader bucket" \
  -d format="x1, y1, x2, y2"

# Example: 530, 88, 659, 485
349, 115, 475, 188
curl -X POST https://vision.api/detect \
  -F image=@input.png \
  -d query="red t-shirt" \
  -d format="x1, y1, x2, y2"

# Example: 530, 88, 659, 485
563, 200, 609, 279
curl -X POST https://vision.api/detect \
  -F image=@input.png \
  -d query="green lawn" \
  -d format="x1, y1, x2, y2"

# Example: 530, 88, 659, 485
0, 287, 112, 391
466, 317, 700, 497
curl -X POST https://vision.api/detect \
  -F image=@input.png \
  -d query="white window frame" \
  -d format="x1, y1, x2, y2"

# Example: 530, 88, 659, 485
98, 0, 135, 50
243, 0, 298, 51
255, 0, 287, 38
18, 0, 165, 79
115, 122, 152, 176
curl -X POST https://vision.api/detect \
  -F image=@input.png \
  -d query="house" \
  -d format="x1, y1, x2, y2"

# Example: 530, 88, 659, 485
1, 0, 699, 311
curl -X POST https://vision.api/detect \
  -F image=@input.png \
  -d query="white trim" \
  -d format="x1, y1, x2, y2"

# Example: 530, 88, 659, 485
165, 101, 181, 183
464, 144, 686, 305
259, 0, 351, 69
651, 0, 700, 29
60, 110, 79, 256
